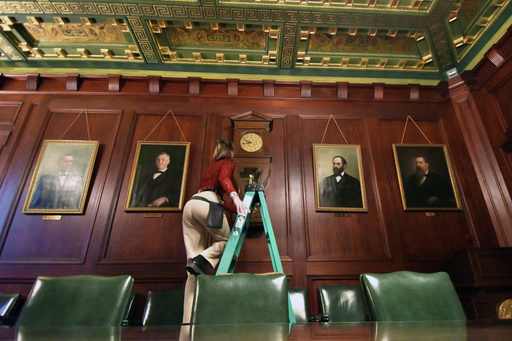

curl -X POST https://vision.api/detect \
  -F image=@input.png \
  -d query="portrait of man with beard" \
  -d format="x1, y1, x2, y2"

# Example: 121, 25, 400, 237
319, 155, 363, 208
404, 156, 456, 208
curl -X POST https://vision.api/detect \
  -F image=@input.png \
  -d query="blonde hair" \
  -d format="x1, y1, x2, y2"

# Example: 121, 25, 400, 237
213, 138, 233, 161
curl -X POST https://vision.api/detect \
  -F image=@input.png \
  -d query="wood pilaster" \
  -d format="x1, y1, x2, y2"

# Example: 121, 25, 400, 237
449, 76, 512, 246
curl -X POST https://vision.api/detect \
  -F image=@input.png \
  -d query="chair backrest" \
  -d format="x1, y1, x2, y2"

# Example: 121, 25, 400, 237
317, 284, 368, 322
190, 273, 289, 325
16, 274, 134, 326
0, 293, 21, 317
289, 288, 309, 323
122, 292, 138, 326
360, 271, 466, 321
142, 289, 184, 326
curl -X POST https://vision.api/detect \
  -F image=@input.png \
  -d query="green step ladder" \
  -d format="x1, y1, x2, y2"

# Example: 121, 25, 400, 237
216, 182, 296, 324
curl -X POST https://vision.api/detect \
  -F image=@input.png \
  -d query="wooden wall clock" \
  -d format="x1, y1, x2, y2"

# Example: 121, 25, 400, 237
231, 111, 273, 225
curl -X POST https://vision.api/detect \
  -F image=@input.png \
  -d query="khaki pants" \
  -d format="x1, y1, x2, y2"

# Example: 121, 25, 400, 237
181, 191, 230, 323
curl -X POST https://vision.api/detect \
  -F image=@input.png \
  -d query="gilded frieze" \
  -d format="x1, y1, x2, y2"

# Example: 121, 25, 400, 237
23, 23, 128, 44
168, 28, 265, 49
309, 34, 416, 56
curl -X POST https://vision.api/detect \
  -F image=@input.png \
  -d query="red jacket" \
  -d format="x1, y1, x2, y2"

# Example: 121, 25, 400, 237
196, 158, 237, 212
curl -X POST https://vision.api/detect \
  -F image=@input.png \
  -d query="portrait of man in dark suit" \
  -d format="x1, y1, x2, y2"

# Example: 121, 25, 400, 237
393, 144, 461, 211
320, 156, 363, 208
126, 142, 190, 211
23, 140, 99, 214
132, 152, 180, 207
29, 153, 85, 210
313, 144, 367, 212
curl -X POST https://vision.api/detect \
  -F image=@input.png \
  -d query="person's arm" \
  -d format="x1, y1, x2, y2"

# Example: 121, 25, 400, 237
218, 161, 249, 216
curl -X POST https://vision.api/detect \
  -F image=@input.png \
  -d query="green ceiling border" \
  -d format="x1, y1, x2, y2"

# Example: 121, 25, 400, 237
0, 65, 441, 85
459, 3, 512, 72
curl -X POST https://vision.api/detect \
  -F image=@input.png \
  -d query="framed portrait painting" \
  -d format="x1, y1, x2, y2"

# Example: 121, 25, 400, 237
125, 141, 190, 212
393, 144, 462, 211
313, 144, 367, 212
23, 140, 100, 214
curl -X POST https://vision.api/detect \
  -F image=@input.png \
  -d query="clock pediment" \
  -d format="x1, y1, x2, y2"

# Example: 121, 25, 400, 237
231, 111, 273, 132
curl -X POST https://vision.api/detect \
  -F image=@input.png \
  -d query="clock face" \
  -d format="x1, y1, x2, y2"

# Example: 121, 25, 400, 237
240, 132, 263, 152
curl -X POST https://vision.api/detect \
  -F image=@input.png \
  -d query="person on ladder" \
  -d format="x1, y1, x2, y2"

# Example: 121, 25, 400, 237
181, 138, 249, 324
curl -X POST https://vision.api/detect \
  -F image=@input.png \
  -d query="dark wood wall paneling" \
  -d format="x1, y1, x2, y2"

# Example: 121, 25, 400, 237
460, 25, 512, 247
0, 62, 506, 319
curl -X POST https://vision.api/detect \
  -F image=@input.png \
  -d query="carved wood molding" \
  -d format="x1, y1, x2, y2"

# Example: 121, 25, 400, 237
263, 80, 274, 97
66, 74, 79, 91
227, 79, 239, 96
0, 124, 12, 149
301, 81, 311, 98
448, 76, 470, 103
26, 74, 39, 91
0, 102, 22, 149
108, 74, 121, 92
374, 83, 384, 100
337, 82, 348, 99
409, 85, 420, 101
487, 48, 505, 68
188, 77, 200, 95
449, 77, 512, 246
148, 76, 161, 94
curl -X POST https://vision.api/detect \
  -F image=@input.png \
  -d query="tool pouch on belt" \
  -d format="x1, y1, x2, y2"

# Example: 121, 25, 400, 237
191, 196, 224, 229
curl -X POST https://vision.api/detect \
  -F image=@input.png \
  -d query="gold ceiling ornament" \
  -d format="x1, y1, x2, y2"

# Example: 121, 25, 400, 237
0, 17, 14, 31
77, 48, 90, 58
101, 49, 113, 59
27, 17, 42, 25
54, 48, 67, 58
81, 18, 93, 25
19, 42, 43, 58
54, 17, 67, 25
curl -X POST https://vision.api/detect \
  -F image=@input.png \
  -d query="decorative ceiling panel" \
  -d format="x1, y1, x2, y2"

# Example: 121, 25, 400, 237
447, 0, 510, 62
0, 0, 510, 85
218, 0, 436, 13
150, 20, 280, 66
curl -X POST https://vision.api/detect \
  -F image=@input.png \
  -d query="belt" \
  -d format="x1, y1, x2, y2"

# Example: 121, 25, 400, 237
197, 189, 217, 193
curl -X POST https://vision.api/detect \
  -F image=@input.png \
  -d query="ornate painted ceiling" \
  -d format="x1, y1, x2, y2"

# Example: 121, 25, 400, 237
0, 0, 510, 85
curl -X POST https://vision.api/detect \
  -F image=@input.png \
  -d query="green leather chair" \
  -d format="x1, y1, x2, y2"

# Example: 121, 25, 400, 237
190, 273, 289, 325
289, 288, 310, 323
16, 274, 134, 326
142, 289, 184, 326
0, 293, 21, 325
122, 292, 138, 326
317, 284, 368, 322
0, 293, 20, 316
360, 271, 466, 321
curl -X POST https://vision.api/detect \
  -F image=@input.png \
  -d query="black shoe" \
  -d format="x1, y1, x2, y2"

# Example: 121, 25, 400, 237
186, 254, 212, 276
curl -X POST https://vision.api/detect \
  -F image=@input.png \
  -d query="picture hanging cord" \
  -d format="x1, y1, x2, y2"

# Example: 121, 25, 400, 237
321, 114, 349, 145
59, 108, 91, 140
144, 109, 188, 142
400, 115, 432, 144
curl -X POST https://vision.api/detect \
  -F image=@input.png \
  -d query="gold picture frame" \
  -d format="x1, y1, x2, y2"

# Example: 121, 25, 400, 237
23, 140, 100, 214
393, 144, 462, 211
125, 141, 190, 212
313, 144, 367, 212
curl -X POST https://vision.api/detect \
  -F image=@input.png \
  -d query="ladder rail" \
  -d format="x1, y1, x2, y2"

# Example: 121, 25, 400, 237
215, 187, 296, 324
